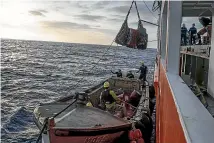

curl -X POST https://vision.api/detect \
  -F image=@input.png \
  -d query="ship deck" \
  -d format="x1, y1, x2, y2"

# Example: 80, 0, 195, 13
205, 95, 214, 117
180, 45, 214, 117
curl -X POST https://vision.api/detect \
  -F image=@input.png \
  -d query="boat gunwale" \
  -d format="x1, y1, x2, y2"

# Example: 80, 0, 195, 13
47, 76, 143, 104
34, 77, 148, 131
52, 122, 132, 131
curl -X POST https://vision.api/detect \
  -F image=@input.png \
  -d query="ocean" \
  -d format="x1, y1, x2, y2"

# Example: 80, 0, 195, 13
1, 39, 156, 143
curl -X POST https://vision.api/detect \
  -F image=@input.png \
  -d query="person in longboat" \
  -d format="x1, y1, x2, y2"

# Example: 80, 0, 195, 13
99, 81, 121, 113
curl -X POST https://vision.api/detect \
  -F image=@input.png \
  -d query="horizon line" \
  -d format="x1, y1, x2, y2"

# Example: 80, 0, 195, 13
1, 38, 157, 49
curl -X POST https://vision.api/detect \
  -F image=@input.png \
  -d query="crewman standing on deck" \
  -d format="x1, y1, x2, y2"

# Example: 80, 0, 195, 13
136, 61, 148, 81
100, 82, 120, 112
189, 23, 197, 45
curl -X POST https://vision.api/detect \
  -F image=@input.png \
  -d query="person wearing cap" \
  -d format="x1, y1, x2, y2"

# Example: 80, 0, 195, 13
111, 69, 122, 77
189, 23, 197, 45
136, 61, 148, 81
100, 81, 120, 112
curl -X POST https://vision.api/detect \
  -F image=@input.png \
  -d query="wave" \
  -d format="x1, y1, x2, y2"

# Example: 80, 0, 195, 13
2, 107, 33, 133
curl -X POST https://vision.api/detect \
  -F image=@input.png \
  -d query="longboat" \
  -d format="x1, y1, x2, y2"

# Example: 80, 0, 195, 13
33, 77, 152, 143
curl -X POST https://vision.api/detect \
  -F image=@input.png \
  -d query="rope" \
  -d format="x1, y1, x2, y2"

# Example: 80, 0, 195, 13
140, 19, 159, 26
35, 117, 48, 143
142, 0, 158, 20
64, 39, 115, 97
125, 0, 135, 21
118, 99, 137, 109
35, 99, 77, 143
35, 38, 115, 143
134, 1, 141, 21
52, 99, 77, 118
198, 9, 210, 17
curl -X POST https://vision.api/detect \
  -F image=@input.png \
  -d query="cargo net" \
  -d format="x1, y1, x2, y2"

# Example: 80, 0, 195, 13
115, 1, 148, 50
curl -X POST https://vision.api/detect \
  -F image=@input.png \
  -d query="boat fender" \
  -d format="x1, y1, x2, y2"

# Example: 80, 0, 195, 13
134, 129, 142, 139
129, 129, 143, 141
128, 130, 136, 141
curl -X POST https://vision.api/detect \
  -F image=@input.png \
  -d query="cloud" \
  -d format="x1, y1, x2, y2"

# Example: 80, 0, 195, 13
29, 10, 47, 17
107, 2, 158, 23
76, 2, 90, 9
92, 1, 111, 9
39, 21, 116, 35
38, 10, 47, 13
39, 25, 113, 45
40, 21, 92, 30
108, 18, 125, 23
109, 5, 132, 14
74, 14, 106, 21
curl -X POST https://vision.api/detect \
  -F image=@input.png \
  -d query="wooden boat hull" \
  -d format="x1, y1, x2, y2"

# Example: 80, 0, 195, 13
48, 128, 127, 143
41, 131, 126, 143
33, 77, 150, 143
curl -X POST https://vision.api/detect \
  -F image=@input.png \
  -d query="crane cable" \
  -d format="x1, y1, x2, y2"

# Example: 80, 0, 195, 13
142, 0, 158, 20
64, 39, 115, 97
36, 39, 116, 143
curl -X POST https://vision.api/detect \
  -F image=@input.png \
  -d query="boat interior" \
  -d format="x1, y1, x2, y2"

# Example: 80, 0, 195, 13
85, 77, 144, 108
34, 77, 150, 131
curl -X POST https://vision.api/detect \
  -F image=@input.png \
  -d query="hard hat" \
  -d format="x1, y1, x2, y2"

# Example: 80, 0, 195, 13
141, 61, 144, 65
104, 81, 110, 88
86, 102, 93, 107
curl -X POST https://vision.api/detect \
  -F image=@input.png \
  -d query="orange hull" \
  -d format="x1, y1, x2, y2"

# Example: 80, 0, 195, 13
154, 61, 186, 143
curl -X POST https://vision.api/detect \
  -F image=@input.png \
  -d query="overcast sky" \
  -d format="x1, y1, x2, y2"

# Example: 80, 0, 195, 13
1, 0, 202, 48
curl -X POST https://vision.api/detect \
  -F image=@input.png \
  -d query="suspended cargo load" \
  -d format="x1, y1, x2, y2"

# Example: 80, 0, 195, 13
127, 28, 139, 48
137, 21, 148, 50
115, 20, 129, 46
115, 1, 148, 50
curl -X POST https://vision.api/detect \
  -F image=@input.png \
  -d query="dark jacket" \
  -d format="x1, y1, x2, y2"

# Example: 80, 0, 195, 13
111, 71, 122, 77
126, 73, 134, 78
181, 27, 187, 35
139, 65, 148, 75
100, 89, 115, 104
189, 27, 197, 35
